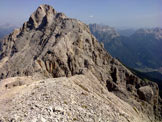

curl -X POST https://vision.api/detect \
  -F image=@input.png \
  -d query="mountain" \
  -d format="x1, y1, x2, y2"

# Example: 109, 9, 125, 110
0, 5, 162, 122
119, 28, 162, 86
125, 28, 162, 69
89, 24, 119, 43
89, 24, 132, 65
117, 28, 136, 37
89, 24, 162, 70
89, 24, 125, 58
89, 24, 162, 83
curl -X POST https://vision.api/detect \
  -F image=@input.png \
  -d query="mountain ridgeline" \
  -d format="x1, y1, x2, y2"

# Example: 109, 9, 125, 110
89, 24, 162, 94
0, 5, 162, 121
89, 24, 162, 70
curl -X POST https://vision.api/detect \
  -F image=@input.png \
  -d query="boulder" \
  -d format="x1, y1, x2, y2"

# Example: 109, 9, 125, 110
138, 86, 154, 104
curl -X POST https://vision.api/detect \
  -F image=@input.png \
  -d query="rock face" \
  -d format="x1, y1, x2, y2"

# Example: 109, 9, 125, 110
0, 4, 161, 121
137, 86, 155, 105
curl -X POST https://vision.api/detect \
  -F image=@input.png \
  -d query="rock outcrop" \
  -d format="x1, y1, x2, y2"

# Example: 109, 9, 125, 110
0, 4, 161, 121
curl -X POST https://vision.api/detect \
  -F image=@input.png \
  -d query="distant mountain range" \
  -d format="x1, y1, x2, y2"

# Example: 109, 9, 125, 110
89, 24, 162, 94
89, 24, 119, 42
117, 28, 136, 37
89, 24, 162, 70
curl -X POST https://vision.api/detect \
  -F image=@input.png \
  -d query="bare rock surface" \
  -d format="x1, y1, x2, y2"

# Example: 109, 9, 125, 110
0, 4, 161, 121
0, 72, 152, 122
138, 86, 154, 103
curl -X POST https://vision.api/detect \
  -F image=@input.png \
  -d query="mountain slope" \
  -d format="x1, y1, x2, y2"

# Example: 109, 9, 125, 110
89, 24, 135, 66
125, 28, 162, 69
89, 24, 119, 43
90, 24, 162, 70
0, 72, 150, 122
89, 24, 162, 87
0, 5, 161, 121
117, 28, 136, 37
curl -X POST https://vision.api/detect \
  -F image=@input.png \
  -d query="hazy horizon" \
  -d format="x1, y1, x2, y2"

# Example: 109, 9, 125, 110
0, 0, 162, 29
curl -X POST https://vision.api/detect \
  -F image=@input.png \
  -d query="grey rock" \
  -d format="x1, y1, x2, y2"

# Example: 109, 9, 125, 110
138, 86, 154, 104
0, 74, 154, 122
0, 4, 161, 121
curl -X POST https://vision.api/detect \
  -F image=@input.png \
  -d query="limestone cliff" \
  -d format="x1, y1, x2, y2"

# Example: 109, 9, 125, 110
0, 4, 161, 121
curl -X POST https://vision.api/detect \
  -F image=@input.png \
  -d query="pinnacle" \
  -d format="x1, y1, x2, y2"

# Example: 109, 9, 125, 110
37, 4, 56, 15
26, 4, 57, 29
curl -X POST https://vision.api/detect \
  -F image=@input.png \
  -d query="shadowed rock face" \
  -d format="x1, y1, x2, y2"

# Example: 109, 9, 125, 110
0, 4, 161, 121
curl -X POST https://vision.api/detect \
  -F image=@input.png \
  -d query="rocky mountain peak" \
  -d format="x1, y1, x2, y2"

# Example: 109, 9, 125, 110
25, 4, 66, 30
0, 5, 161, 121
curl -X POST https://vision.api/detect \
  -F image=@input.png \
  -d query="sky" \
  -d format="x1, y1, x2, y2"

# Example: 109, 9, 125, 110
0, 0, 162, 29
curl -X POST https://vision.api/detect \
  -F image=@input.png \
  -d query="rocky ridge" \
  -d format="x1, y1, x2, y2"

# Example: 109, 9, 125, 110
0, 72, 151, 122
134, 28, 162, 40
89, 24, 119, 42
0, 4, 161, 121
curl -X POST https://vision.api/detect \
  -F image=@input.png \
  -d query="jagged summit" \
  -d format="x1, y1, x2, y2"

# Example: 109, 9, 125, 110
23, 4, 66, 30
28, 4, 56, 28
0, 5, 161, 121
0, 4, 94, 79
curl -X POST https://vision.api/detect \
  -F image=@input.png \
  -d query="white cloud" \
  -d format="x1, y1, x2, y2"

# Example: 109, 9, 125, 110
89, 15, 94, 18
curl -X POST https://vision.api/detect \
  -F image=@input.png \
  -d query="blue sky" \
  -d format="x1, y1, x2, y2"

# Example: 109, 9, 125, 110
0, 0, 161, 29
